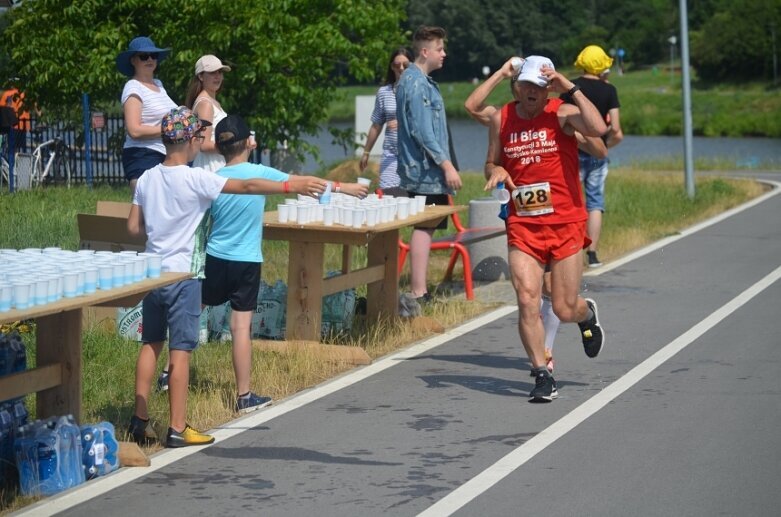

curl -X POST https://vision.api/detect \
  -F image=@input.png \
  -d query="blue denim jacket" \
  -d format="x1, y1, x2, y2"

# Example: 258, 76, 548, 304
396, 64, 452, 194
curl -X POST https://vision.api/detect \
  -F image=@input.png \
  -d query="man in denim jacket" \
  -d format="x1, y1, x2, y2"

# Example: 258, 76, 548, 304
396, 25, 462, 302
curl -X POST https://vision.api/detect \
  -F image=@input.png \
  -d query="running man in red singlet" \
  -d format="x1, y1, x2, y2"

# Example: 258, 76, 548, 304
482, 56, 608, 402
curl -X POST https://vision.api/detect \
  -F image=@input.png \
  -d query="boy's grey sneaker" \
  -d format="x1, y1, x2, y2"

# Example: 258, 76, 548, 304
578, 298, 605, 358
587, 251, 603, 268
235, 392, 273, 414
127, 415, 157, 445
529, 368, 558, 402
156, 370, 169, 392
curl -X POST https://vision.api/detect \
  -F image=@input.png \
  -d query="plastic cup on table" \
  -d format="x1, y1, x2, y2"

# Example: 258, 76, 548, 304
132, 257, 145, 282
145, 255, 162, 279
415, 195, 427, 212
74, 269, 85, 296
111, 262, 125, 286
397, 198, 410, 220
288, 204, 299, 223
34, 278, 48, 306
63, 272, 78, 298
0, 283, 12, 312
49, 276, 61, 302
408, 198, 419, 216
98, 264, 113, 289
365, 207, 379, 227
352, 209, 365, 229
84, 268, 98, 294
341, 207, 354, 227
278, 204, 290, 223
12, 282, 30, 310
323, 206, 335, 226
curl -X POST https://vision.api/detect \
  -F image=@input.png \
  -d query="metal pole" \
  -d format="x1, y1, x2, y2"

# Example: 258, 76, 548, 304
679, 0, 695, 198
81, 93, 93, 188
7, 129, 15, 193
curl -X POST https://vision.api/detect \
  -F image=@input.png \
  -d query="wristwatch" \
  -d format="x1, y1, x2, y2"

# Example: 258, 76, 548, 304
567, 84, 581, 97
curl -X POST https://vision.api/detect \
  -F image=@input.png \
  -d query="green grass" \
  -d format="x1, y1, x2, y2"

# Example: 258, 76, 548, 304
327, 66, 781, 138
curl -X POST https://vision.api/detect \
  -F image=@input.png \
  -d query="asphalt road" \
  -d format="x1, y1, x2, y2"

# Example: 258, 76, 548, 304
21, 175, 781, 517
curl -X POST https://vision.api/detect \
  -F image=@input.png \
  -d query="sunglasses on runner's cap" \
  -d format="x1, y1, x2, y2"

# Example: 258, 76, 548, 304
136, 53, 159, 61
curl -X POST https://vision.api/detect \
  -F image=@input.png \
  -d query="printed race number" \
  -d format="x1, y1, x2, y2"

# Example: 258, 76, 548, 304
512, 182, 554, 216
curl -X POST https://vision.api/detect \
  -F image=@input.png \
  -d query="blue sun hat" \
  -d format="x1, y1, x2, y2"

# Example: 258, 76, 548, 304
116, 36, 171, 77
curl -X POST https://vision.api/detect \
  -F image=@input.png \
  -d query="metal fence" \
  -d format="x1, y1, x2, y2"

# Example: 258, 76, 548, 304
3, 113, 290, 189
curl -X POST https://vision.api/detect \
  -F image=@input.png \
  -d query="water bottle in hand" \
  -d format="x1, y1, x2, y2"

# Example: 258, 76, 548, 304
492, 181, 511, 204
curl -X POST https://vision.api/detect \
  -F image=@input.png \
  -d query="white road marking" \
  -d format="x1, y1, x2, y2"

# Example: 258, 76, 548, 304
18, 306, 517, 516
418, 264, 781, 517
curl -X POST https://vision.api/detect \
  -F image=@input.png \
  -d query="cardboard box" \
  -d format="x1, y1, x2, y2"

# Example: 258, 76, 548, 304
78, 201, 145, 326
77, 201, 146, 252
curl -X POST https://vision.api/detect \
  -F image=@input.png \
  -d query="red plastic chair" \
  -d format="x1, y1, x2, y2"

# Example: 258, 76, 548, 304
379, 190, 475, 300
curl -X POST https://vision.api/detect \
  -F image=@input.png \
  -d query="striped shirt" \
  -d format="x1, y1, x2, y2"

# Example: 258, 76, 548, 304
121, 79, 177, 154
370, 84, 398, 153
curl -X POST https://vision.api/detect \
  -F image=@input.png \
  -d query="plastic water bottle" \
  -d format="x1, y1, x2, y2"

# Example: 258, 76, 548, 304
492, 181, 511, 204
58, 415, 85, 489
493, 181, 511, 221
319, 181, 332, 205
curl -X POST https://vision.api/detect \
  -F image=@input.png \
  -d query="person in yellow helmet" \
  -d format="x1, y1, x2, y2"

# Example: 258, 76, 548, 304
562, 45, 624, 268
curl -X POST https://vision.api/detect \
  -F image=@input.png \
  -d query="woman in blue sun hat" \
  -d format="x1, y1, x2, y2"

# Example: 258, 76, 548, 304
117, 36, 177, 193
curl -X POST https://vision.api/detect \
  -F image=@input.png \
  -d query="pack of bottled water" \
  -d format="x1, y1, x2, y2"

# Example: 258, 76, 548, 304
0, 330, 29, 489
79, 422, 119, 479
13, 415, 85, 496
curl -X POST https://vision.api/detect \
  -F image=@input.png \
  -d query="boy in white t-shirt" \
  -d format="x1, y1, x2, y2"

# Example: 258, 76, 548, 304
127, 106, 328, 448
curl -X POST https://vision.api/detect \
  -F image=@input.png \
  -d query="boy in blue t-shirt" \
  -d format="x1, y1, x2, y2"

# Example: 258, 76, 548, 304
202, 115, 368, 413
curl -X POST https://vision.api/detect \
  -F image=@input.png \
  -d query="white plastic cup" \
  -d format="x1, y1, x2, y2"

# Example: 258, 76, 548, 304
278, 204, 290, 223
123, 260, 134, 285
112, 262, 125, 286
133, 257, 145, 282
341, 207, 354, 227
75, 269, 86, 296
63, 272, 78, 298
34, 278, 48, 306
409, 199, 419, 216
288, 204, 299, 223
397, 198, 410, 220
0, 283, 12, 312
415, 195, 427, 212
323, 206, 335, 226
353, 208, 365, 229
98, 265, 113, 289
145, 255, 162, 278
84, 268, 98, 294
365, 207, 379, 227
12, 282, 30, 310
43, 276, 58, 303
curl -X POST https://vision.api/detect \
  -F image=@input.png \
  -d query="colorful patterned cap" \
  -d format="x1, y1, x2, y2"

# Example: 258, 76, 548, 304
160, 106, 211, 144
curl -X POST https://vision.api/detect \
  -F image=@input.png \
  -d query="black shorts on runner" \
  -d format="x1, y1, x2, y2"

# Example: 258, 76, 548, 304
408, 191, 450, 230
202, 254, 261, 312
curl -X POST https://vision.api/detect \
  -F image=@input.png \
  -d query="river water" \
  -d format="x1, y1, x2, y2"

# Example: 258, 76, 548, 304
298, 120, 781, 173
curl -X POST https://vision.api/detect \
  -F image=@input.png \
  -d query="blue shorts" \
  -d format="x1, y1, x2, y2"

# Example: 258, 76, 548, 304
579, 151, 609, 212
122, 146, 165, 181
142, 279, 201, 351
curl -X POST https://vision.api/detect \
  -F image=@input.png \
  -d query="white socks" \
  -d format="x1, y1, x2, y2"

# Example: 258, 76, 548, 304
540, 296, 560, 353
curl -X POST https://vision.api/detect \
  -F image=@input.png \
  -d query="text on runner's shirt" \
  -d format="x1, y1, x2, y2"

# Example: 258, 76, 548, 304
503, 129, 559, 159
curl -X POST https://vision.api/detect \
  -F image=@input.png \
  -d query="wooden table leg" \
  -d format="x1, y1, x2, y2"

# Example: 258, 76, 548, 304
36, 309, 82, 420
285, 241, 325, 341
367, 229, 400, 321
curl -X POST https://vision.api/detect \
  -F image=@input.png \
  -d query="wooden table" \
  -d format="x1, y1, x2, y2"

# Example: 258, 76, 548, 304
0, 272, 191, 420
263, 204, 461, 342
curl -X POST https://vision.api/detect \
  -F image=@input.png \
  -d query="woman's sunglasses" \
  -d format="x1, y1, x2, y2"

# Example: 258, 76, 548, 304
136, 53, 159, 61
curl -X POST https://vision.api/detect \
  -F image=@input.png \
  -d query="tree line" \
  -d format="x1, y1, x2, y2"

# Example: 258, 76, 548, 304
1, 0, 777, 156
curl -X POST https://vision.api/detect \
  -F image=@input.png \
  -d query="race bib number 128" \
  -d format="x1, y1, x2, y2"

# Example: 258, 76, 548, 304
512, 182, 554, 216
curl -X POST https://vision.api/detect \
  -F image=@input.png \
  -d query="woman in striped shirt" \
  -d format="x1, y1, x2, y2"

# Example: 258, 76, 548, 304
359, 47, 412, 195
116, 36, 177, 193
